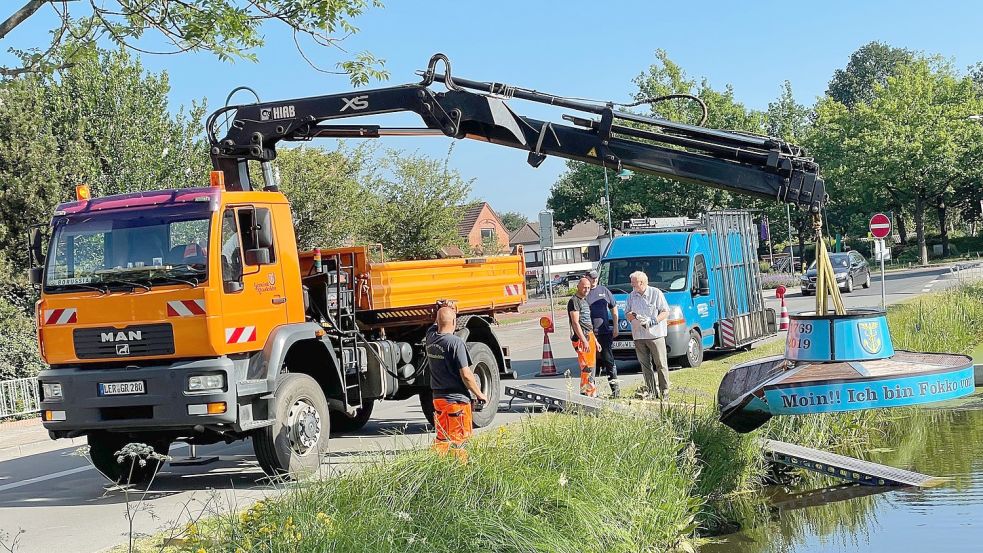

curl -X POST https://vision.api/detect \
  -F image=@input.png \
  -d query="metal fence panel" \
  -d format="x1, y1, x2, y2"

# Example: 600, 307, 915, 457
0, 377, 40, 418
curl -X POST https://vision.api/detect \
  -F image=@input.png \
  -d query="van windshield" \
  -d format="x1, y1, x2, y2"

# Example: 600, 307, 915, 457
598, 256, 689, 293
45, 204, 212, 292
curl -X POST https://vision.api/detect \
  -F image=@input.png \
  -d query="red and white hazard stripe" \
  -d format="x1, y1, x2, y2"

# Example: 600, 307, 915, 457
166, 299, 206, 317
43, 308, 77, 325
719, 318, 736, 347
225, 326, 257, 344
504, 284, 521, 296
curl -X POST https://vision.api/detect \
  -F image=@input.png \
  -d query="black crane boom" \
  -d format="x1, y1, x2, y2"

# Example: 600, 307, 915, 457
208, 54, 825, 211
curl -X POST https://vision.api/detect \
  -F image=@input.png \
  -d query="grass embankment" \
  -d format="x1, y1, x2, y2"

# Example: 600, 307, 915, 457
156, 284, 983, 553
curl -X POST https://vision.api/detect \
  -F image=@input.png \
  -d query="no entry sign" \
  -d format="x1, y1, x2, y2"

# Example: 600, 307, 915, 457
869, 213, 891, 239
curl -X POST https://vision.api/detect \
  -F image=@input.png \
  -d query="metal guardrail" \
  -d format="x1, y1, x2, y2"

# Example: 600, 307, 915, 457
0, 377, 40, 418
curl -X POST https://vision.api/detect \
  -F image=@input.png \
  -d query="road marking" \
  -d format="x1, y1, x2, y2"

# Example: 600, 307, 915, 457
0, 443, 187, 493
0, 465, 92, 492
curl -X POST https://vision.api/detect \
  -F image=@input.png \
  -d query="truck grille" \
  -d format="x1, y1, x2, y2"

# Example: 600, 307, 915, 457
73, 323, 175, 359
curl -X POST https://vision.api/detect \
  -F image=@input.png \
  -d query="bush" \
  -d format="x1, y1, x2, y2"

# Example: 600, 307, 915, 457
0, 299, 44, 381
758, 261, 772, 273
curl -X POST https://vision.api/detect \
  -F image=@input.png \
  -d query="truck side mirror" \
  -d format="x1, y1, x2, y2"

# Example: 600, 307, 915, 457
28, 226, 46, 267
27, 266, 43, 285
244, 248, 271, 266
253, 208, 274, 250
697, 277, 710, 296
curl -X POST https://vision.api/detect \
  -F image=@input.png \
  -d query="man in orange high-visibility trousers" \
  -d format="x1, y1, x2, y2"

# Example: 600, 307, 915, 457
568, 277, 599, 397
426, 306, 488, 460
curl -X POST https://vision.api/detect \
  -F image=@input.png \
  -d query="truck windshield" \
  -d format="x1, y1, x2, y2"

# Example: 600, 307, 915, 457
599, 256, 690, 293
45, 204, 212, 291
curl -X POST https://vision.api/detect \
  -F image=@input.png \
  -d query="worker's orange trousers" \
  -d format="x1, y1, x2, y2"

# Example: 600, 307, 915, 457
431, 398, 473, 461
574, 331, 598, 397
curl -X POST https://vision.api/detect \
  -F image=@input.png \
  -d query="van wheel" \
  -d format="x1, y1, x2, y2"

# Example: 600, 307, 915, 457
253, 373, 329, 478
677, 330, 704, 368
329, 400, 375, 433
467, 342, 501, 428
88, 432, 170, 485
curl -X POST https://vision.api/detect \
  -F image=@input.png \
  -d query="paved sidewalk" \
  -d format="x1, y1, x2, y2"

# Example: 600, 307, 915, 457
0, 417, 83, 461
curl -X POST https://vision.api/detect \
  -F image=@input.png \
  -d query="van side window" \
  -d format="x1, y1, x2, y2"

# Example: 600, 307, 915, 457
693, 254, 708, 291
221, 209, 243, 285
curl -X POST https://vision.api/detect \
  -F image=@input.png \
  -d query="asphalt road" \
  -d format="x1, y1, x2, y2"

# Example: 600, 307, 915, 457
0, 264, 968, 553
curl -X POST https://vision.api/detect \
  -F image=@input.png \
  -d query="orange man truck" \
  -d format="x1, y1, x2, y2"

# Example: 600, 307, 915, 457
31, 183, 525, 482
32, 53, 827, 483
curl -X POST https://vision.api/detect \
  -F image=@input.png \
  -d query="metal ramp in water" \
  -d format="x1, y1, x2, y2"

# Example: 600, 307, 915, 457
504, 382, 941, 488
761, 439, 942, 487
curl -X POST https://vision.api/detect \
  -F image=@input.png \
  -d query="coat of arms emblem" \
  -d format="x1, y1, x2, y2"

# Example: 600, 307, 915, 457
858, 321, 882, 354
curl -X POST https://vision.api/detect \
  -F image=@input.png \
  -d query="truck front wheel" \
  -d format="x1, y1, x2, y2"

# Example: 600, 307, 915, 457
253, 373, 330, 478
676, 330, 704, 368
88, 432, 170, 485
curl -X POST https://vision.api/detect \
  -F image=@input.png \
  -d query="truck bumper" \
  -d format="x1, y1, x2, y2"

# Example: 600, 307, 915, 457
38, 357, 242, 438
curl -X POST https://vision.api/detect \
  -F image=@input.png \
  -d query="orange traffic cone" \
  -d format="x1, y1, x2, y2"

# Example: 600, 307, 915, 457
779, 298, 790, 331
535, 331, 559, 377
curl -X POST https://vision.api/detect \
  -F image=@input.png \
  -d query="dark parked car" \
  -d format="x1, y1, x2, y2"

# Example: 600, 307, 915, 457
800, 251, 871, 295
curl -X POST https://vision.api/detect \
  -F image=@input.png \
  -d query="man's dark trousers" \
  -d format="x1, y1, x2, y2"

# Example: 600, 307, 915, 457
595, 332, 619, 397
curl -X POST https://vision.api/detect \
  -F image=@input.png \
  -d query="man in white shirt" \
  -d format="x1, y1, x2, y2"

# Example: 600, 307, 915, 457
625, 270, 671, 399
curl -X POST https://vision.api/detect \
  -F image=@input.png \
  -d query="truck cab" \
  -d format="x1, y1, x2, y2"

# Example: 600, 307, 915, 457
598, 212, 775, 368
32, 181, 523, 482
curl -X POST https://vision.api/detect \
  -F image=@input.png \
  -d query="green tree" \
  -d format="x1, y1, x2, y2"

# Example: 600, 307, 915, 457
364, 149, 472, 260
499, 211, 529, 234
275, 144, 380, 250
0, 1, 387, 84
547, 50, 765, 231
0, 49, 209, 266
826, 41, 914, 108
0, 299, 44, 380
812, 58, 983, 265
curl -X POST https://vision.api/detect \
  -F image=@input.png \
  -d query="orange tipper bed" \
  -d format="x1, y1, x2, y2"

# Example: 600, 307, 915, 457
299, 245, 527, 318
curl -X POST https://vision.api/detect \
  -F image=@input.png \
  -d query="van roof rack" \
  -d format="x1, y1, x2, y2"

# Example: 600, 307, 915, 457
620, 217, 705, 234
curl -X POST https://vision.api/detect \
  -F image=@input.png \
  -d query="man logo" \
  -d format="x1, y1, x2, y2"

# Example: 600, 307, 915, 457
116, 343, 130, 355
340, 95, 369, 112
101, 331, 143, 342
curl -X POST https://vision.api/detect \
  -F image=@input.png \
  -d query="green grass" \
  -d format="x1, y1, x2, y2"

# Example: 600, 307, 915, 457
145, 283, 983, 553
173, 411, 735, 553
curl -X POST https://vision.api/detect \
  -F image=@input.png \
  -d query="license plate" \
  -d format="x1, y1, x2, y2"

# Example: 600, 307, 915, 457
613, 341, 634, 349
99, 381, 145, 396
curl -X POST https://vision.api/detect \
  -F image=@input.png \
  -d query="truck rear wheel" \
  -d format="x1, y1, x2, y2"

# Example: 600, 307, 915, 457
88, 432, 170, 485
676, 329, 704, 368
253, 373, 330, 478
468, 342, 500, 428
329, 400, 375, 433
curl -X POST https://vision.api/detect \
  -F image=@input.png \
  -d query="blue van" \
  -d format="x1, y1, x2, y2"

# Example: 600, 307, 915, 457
597, 211, 776, 368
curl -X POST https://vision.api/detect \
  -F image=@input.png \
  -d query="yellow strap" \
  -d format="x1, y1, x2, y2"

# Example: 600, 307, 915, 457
812, 214, 846, 315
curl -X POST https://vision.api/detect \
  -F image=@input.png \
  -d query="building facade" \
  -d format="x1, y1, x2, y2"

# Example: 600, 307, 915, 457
458, 202, 510, 253
509, 220, 615, 286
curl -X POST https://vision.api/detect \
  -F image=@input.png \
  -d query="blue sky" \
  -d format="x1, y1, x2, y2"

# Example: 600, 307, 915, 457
5, 1, 983, 218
